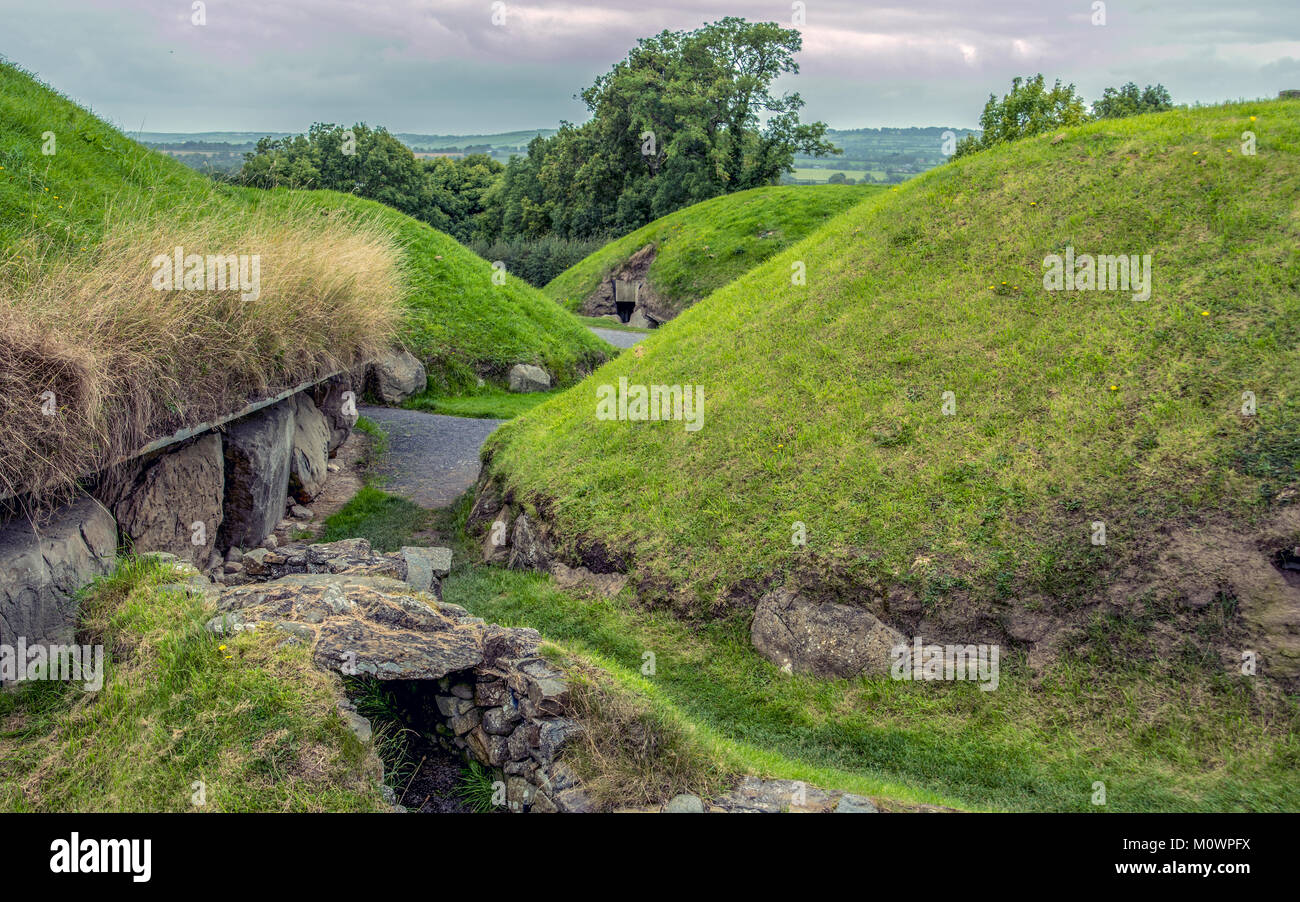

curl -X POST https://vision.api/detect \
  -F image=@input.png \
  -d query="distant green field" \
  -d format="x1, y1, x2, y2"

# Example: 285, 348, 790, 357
790, 167, 886, 183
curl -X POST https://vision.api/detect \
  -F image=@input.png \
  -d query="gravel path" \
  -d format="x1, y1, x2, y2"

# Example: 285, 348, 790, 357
361, 327, 646, 508
359, 405, 503, 509
589, 326, 649, 349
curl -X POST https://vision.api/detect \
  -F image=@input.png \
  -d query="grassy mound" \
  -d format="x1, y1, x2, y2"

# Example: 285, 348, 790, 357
286, 190, 612, 393
494, 98, 1300, 617
478, 100, 1300, 809
0, 60, 606, 499
544, 184, 878, 318
0, 557, 385, 811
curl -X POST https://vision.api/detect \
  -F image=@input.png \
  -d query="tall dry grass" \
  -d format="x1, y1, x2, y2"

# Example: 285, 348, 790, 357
0, 199, 403, 502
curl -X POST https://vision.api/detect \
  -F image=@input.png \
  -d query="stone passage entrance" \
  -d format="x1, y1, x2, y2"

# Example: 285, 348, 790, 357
613, 279, 640, 323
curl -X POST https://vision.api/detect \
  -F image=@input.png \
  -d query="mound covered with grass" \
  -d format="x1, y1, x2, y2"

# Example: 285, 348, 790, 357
287, 190, 612, 393
494, 99, 1300, 631
544, 184, 878, 319
476, 99, 1300, 810
0, 60, 606, 498
480, 99, 1300, 810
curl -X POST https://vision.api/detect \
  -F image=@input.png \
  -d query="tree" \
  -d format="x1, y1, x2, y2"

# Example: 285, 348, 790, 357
423, 153, 504, 241
951, 74, 1090, 160
479, 17, 837, 241
1093, 82, 1174, 119
234, 123, 502, 238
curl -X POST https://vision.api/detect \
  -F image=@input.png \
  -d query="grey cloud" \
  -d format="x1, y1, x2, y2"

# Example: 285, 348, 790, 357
0, 0, 1295, 132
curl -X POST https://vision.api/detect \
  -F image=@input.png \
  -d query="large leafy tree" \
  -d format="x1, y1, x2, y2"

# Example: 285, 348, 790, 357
482, 17, 837, 241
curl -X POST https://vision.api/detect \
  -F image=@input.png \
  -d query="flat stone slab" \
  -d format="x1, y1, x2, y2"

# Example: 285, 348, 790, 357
207, 572, 486, 680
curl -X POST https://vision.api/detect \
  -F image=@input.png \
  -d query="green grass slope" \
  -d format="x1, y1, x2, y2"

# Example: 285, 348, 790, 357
482, 100, 1300, 810
0, 60, 607, 393
0, 556, 386, 811
286, 190, 611, 391
544, 184, 879, 318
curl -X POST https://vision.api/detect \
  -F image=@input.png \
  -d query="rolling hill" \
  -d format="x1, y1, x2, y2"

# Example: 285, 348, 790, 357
477, 98, 1300, 810
543, 184, 880, 321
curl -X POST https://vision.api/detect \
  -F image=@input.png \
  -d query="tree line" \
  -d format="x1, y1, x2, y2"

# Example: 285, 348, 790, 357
230, 17, 836, 281
951, 76, 1174, 159
229, 17, 1179, 283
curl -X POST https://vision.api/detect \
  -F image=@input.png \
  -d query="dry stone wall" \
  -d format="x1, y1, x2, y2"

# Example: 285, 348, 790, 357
204, 537, 591, 813
0, 365, 378, 649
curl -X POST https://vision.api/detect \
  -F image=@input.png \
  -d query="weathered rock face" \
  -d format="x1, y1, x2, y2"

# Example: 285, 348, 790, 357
710, 776, 878, 814
482, 505, 514, 564
289, 394, 331, 503
99, 433, 224, 566
626, 309, 659, 329
312, 374, 359, 456
751, 587, 905, 679
507, 364, 552, 394
0, 497, 117, 648
507, 513, 553, 571
549, 561, 627, 599
368, 349, 426, 404
218, 399, 294, 550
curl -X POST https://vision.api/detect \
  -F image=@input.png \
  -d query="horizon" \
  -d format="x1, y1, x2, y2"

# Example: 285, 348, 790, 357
1, 0, 1296, 134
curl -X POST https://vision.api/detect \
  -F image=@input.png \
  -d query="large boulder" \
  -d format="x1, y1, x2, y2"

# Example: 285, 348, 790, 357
313, 374, 359, 456
368, 349, 426, 404
98, 433, 224, 566
289, 394, 331, 503
218, 399, 294, 550
751, 588, 905, 678
627, 309, 658, 329
0, 496, 117, 648
508, 364, 552, 394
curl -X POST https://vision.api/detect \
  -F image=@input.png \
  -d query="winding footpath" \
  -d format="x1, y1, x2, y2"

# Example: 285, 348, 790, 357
360, 326, 648, 509
359, 405, 503, 508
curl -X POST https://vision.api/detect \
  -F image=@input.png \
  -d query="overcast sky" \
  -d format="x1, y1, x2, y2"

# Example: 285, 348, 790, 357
2, 0, 1297, 135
